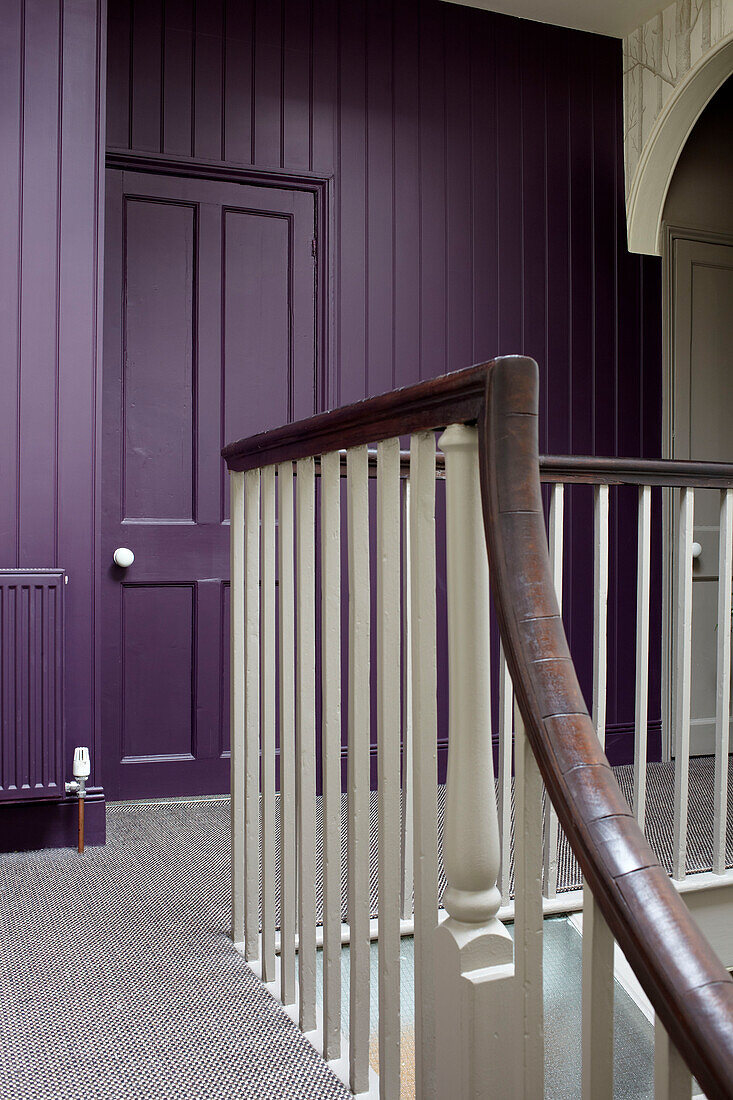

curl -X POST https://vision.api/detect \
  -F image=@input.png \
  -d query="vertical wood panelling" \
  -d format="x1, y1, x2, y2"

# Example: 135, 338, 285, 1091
1, 0, 104, 796
222, 0, 254, 165
282, 0, 311, 170
102, 0, 664, 775
468, 12, 498, 365
496, 16, 522, 354
418, 0, 447, 383
337, 0, 368, 405
130, 0, 162, 152
107, 0, 662, 476
193, 0, 224, 161
445, 7, 473, 377
162, 0, 193, 156
253, 0, 283, 167
0, 2, 23, 567
18, 1, 61, 566
366, 0, 395, 397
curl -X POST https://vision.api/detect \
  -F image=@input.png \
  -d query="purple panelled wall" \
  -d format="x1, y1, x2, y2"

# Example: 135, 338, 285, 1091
0, 1, 106, 847
106, 0, 663, 765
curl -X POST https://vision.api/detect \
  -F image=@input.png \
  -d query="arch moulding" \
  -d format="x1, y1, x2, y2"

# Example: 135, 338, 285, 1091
624, 2, 733, 256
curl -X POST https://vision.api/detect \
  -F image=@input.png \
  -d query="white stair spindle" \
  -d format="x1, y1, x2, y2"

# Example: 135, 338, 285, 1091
593, 484, 610, 747
634, 484, 652, 828
435, 423, 515, 1099
244, 469, 261, 964
581, 888, 614, 1100
673, 487, 694, 882
498, 645, 513, 907
654, 1015, 693, 1099
320, 450, 342, 1058
230, 470, 245, 946
409, 430, 439, 1100
296, 457, 317, 1031
714, 488, 733, 875
401, 476, 415, 922
377, 438, 402, 1098
347, 444, 371, 1095
260, 465, 276, 982
543, 482, 564, 899
277, 462, 296, 1006
514, 700, 545, 1099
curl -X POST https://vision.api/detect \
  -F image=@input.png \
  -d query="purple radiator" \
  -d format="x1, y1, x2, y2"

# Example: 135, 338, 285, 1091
0, 570, 65, 802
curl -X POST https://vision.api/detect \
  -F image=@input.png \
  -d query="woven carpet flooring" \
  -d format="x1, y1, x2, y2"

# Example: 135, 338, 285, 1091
0, 799, 350, 1100
0, 758, 728, 1100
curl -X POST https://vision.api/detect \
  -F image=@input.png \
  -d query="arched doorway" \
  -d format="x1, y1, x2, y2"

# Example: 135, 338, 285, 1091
661, 76, 733, 755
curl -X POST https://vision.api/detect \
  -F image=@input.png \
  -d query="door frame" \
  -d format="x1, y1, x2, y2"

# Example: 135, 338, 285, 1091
661, 223, 733, 758
97, 150, 333, 797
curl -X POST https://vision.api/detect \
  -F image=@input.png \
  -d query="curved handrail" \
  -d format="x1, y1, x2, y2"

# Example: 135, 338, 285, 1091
479, 355, 733, 1099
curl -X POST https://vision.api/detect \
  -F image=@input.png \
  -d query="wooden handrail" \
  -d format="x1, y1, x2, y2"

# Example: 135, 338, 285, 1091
222, 370, 733, 491
221, 363, 489, 471
480, 355, 733, 1099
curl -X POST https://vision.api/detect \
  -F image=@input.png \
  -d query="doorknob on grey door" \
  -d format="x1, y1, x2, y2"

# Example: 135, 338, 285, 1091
113, 547, 135, 568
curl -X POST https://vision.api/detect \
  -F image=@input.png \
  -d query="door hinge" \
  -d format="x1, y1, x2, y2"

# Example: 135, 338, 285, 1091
311, 237, 317, 259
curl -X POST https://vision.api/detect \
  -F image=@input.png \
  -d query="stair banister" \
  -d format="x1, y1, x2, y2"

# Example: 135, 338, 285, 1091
434, 422, 515, 1098
479, 355, 733, 1100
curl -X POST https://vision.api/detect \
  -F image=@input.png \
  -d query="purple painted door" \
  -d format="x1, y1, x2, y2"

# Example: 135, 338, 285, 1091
102, 170, 317, 800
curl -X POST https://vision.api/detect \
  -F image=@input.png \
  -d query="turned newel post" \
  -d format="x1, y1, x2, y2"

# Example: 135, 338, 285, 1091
439, 422, 501, 926
434, 422, 517, 1100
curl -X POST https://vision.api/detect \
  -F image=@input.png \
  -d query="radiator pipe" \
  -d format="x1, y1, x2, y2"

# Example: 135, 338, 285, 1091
65, 748, 91, 854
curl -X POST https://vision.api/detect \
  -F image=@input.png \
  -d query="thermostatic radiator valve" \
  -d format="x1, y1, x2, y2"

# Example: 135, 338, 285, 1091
65, 747, 91, 853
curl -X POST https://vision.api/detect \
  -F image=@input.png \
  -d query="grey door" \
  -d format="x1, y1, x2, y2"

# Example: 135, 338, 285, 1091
102, 169, 317, 800
671, 236, 733, 754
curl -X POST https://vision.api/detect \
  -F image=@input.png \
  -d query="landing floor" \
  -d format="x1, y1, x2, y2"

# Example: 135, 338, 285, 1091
0, 800, 350, 1100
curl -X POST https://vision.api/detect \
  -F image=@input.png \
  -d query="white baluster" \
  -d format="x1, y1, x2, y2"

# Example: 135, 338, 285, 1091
347, 444, 371, 1094
673, 487, 694, 882
634, 484, 652, 828
435, 423, 516, 1099
515, 700, 545, 1100
544, 482, 564, 899
581, 889, 614, 1100
277, 462, 296, 1006
260, 465, 276, 982
377, 438, 402, 1098
593, 484, 610, 748
321, 451, 343, 1058
714, 488, 733, 875
654, 1015, 692, 1099
296, 457, 317, 1031
401, 476, 415, 922
498, 645, 513, 907
244, 469, 260, 964
410, 430, 439, 1100
230, 470, 245, 947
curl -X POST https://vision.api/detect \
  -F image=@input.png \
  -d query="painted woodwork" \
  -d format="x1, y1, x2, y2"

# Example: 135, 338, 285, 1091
0, 1, 105, 838
101, 169, 316, 799
108, 0, 664, 780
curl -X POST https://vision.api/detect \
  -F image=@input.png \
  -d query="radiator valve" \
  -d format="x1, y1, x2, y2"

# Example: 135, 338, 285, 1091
65, 747, 91, 799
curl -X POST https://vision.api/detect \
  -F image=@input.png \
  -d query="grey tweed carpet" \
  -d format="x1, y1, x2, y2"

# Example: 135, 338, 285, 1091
0, 757, 727, 1100
0, 799, 350, 1100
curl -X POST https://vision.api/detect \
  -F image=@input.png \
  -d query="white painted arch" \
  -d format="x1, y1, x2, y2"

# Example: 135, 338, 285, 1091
627, 34, 733, 256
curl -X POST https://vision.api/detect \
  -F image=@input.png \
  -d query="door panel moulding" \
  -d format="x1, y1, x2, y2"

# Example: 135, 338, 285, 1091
105, 149, 335, 411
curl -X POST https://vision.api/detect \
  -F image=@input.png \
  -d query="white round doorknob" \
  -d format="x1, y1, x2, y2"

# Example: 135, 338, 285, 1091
691, 541, 702, 559
113, 547, 135, 568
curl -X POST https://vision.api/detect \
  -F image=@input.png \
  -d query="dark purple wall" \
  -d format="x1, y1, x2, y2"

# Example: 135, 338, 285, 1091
106, 0, 663, 756
0, 0, 106, 836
